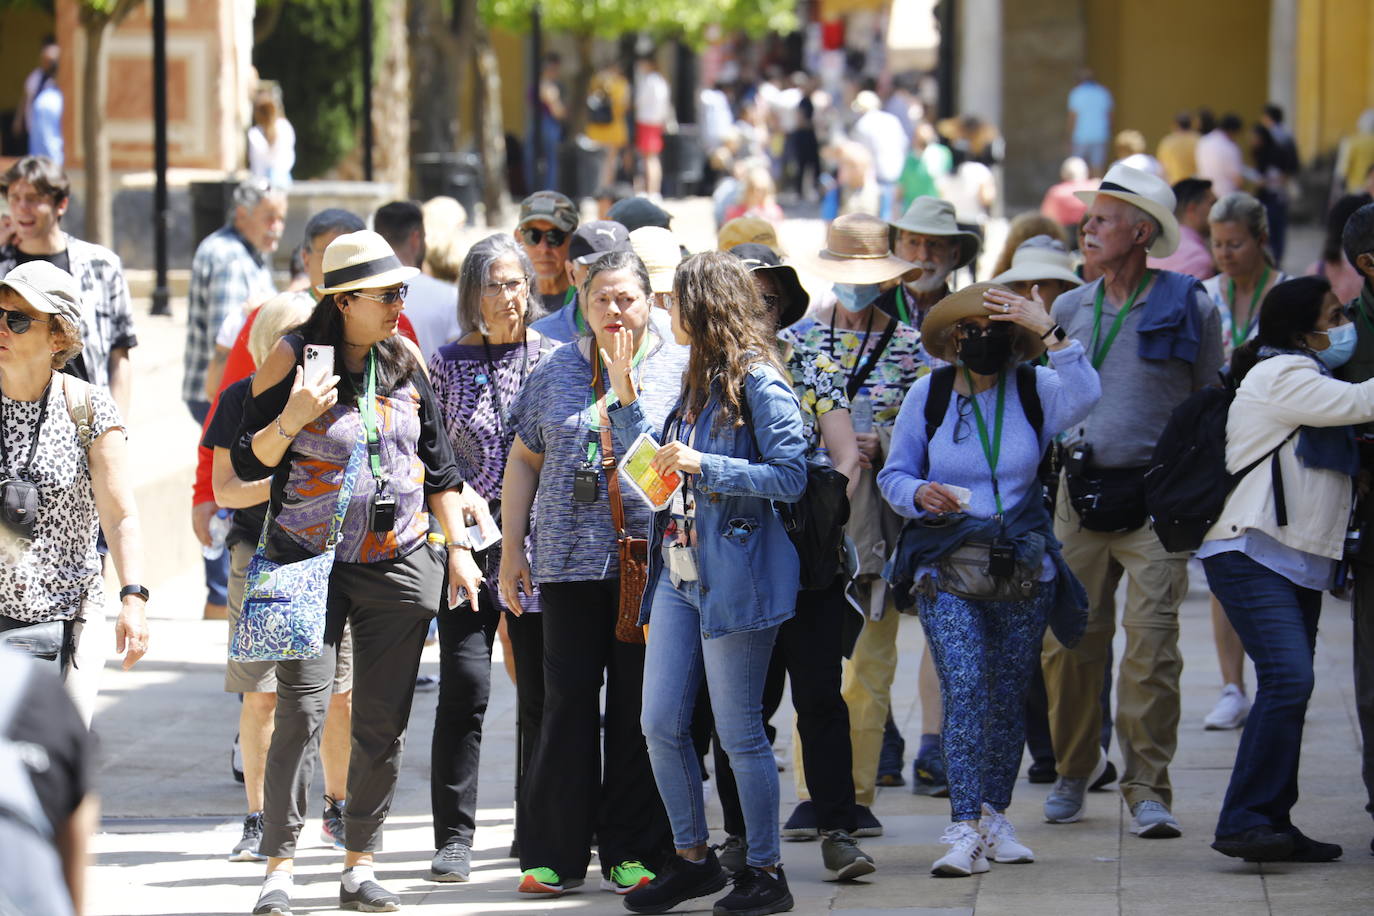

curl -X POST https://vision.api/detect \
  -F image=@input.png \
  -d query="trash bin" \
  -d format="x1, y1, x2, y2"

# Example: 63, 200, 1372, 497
188, 179, 239, 250
559, 136, 605, 201
412, 152, 484, 216
661, 125, 704, 198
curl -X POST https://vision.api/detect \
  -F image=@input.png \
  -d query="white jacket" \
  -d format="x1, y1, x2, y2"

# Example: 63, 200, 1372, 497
1205, 354, 1374, 559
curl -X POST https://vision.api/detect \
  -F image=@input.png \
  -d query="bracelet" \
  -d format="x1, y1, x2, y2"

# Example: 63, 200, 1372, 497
445, 542, 473, 551
274, 416, 298, 439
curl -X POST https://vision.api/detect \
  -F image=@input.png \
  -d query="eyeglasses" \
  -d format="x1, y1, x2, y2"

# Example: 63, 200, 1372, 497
0, 307, 47, 334
351, 285, 408, 306
482, 278, 526, 297
520, 226, 568, 248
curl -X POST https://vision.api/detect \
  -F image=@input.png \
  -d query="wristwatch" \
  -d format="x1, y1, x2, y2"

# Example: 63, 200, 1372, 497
1041, 324, 1067, 344
119, 584, 151, 602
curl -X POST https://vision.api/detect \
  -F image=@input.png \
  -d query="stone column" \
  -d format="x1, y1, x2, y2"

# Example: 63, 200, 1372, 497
1268, 0, 1297, 132
957, 0, 1002, 128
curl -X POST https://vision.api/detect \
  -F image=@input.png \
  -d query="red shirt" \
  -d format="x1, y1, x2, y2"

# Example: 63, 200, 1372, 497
1040, 179, 1098, 228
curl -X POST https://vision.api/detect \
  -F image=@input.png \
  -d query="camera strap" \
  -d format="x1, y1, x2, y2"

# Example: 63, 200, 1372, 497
0, 375, 53, 480
356, 349, 386, 490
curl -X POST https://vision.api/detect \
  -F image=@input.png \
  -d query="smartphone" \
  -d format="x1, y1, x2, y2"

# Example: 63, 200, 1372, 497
303, 344, 335, 387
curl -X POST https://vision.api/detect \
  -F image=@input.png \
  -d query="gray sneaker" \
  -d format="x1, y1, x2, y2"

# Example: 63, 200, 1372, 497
1130, 800, 1182, 838
430, 841, 472, 882
1044, 776, 1089, 823
821, 829, 877, 881
713, 835, 747, 875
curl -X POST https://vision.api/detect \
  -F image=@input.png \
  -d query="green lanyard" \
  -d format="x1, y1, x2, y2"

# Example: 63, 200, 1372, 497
582, 333, 652, 463
1227, 266, 1270, 350
1089, 270, 1154, 369
569, 287, 586, 334
962, 367, 1006, 515
894, 285, 911, 326
356, 349, 385, 482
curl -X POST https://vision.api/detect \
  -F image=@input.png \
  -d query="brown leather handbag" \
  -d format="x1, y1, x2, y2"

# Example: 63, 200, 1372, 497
596, 372, 648, 644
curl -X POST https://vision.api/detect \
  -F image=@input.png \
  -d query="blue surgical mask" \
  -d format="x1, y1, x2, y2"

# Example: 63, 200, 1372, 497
1318, 321, 1357, 369
833, 283, 881, 313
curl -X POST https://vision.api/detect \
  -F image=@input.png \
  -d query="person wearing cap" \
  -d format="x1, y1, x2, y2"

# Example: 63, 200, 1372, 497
782, 213, 927, 832
233, 230, 488, 915
718, 216, 782, 255
992, 235, 1084, 313
877, 197, 981, 331
878, 281, 1098, 875
499, 248, 682, 898
0, 260, 149, 726
1148, 178, 1218, 281
425, 233, 556, 883
515, 190, 580, 316
706, 242, 876, 882
1040, 163, 1223, 837
608, 195, 674, 233
530, 219, 630, 343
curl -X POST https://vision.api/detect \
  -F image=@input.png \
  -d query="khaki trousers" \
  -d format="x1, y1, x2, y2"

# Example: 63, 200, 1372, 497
1042, 485, 1188, 808
794, 582, 900, 807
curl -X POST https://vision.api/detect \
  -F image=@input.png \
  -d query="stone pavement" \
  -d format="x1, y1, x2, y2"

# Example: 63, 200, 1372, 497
81, 199, 1374, 914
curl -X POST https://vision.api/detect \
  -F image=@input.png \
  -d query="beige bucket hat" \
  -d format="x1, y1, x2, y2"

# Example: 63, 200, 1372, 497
888, 197, 982, 270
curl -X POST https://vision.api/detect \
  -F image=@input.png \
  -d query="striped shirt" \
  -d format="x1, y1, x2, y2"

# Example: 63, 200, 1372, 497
183, 225, 275, 403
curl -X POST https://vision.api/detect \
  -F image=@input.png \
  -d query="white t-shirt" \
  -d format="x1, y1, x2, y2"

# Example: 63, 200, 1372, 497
850, 109, 908, 184
635, 72, 671, 126
247, 118, 297, 185
404, 272, 461, 363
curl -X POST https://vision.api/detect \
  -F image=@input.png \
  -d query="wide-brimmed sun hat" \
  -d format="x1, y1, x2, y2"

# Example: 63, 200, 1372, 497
796, 213, 918, 285
717, 216, 781, 254
888, 197, 981, 270
728, 243, 809, 328
920, 281, 1046, 365
316, 230, 420, 294
629, 226, 682, 294
1073, 163, 1181, 257
0, 260, 83, 332
992, 235, 1084, 288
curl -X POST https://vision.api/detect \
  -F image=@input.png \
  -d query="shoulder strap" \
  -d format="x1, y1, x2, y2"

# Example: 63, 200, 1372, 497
845, 319, 898, 401
62, 374, 95, 451
1014, 363, 1044, 441
593, 369, 629, 538
923, 366, 956, 442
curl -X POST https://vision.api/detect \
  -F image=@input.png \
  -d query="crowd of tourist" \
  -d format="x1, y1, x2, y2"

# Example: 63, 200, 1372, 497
5, 66, 1374, 916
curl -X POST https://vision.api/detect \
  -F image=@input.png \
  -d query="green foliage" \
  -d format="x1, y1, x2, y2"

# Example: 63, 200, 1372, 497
479, 0, 795, 47
253, 0, 385, 179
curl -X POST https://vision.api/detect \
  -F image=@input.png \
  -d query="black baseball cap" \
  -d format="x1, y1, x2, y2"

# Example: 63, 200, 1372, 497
729, 243, 809, 328
569, 220, 631, 265
607, 196, 672, 232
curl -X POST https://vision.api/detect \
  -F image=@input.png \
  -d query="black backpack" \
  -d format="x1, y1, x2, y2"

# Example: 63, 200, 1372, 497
1143, 382, 1293, 553
923, 363, 1044, 443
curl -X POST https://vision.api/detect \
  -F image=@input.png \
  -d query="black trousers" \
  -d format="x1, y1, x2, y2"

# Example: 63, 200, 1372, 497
1353, 563, 1374, 818
516, 578, 671, 879
717, 576, 857, 836
261, 546, 440, 857
430, 584, 500, 849
505, 606, 545, 779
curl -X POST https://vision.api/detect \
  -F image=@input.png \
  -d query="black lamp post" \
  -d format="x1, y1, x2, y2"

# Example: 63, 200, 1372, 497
150, 0, 170, 316
362, 0, 375, 181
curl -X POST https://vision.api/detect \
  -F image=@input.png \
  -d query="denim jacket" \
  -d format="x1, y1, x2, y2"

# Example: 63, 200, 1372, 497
609, 363, 807, 637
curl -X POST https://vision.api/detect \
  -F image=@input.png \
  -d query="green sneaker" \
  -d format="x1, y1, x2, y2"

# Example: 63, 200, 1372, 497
519, 867, 578, 895
601, 860, 655, 894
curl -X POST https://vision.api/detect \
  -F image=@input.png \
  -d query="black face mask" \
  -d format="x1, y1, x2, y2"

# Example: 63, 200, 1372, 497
958, 324, 1014, 375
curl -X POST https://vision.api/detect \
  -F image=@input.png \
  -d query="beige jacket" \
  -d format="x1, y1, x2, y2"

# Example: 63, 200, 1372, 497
1206, 354, 1374, 559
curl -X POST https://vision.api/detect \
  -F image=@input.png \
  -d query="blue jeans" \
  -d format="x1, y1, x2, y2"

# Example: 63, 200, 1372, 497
641, 576, 781, 867
1202, 551, 1321, 837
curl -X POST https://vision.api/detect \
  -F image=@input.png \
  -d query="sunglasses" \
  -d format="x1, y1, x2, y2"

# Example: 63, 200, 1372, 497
0, 307, 48, 334
520, 226, 568, 248
482, 278, 526, 297
351, 285, 408, 306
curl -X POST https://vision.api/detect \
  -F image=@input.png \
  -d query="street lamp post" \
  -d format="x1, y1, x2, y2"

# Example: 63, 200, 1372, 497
362, 0, 375, 181
150, 0, 170, 316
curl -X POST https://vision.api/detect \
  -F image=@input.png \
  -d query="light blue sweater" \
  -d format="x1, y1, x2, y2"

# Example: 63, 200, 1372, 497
879, 341, 1101, 520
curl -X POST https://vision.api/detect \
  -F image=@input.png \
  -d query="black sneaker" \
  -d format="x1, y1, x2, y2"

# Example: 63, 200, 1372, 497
852, 805, 883, 838
321, 795, 345, 849
713, 835, 747, 874
339, 871, 400, 912
1212, 825, 1294, 861
430, 840, 472, 882
876, 718, 905, 787
230, 811, 266, 862
712, 865, 793, 916
252, 884, 291, 915
820, 829, 876, 881
623, 851, 728, 915
781, 801, 818, 840
1027, 759, 1056, 784
1089, 760, 1118, 791
1269, 827, 1342, 863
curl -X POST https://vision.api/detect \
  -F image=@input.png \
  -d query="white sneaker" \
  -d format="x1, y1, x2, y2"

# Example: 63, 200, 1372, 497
979, 803, 1035, 863
1203, 684, 1249, 730
931, 823, 990, 877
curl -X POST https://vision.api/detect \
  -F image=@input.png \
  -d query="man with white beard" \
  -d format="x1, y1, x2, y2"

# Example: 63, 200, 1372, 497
876, 197, 981, 332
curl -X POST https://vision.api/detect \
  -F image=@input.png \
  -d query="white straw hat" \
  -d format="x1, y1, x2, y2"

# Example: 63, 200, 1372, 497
1073, 163, 1181, 257
316, 230, 420, 294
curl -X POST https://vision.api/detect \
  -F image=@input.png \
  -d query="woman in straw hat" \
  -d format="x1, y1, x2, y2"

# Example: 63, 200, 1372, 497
878, 282, 1100, 876
233, 230, 488, 915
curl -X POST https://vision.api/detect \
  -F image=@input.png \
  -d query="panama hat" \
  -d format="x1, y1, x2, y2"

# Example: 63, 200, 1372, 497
796, 213, 919, 285
920, 281, 1046, 365
888, 197, 981, 270
629, 226, 682, 294
1073, 163, 1180, 257
317, 230, 419, 294
717, 216, 781, 254
992, 235, 1084, 288
728, 243, 809, 328
0, 260, 83, 331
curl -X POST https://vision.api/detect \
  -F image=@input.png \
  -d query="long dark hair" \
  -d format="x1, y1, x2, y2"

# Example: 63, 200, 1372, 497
1230, 275, 1331, 384
291, 294, 420, 399
674, 251, 787, 429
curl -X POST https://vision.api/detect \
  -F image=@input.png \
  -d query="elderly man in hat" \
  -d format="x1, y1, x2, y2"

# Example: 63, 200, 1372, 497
876, 197, 980, 330
530, 219, 630, 343
515, 190, 579, 316
1041, 164, 1222, 837
780, 214, 927, 836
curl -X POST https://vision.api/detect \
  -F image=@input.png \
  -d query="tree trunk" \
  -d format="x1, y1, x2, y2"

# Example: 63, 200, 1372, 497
408, 0, 460, 173
82, 17, 111, 246
371, 0, 411, 193
474, 19, 508, 225
564, 31, 594, 145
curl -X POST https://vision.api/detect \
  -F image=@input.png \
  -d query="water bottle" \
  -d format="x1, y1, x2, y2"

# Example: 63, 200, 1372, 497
202, 508, 232, 560
850, 387, 875, 435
